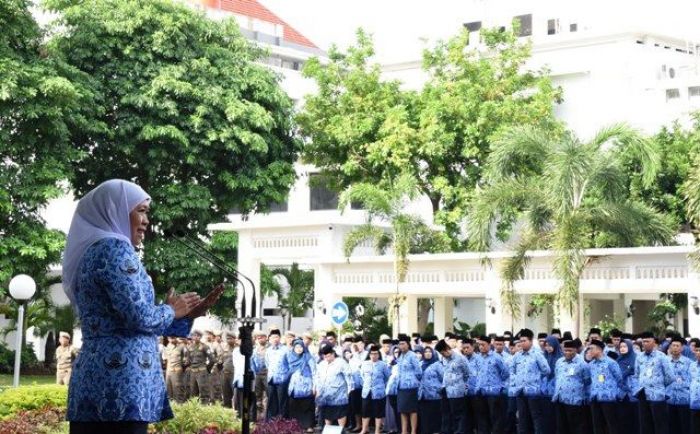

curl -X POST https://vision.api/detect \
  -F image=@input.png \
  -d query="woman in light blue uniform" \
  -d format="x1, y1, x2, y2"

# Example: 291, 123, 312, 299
417, 346, 443, 434
543, 335, 563, 434
346, 347, 365, 432
360, 344, 391, 434
617, 339, 639, 434
315, 344, 354, 429
286, 338, 316, 432
385, 345, 402, 434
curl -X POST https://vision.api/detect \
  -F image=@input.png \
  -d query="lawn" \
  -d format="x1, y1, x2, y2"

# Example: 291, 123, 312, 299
0, 374, 56, 388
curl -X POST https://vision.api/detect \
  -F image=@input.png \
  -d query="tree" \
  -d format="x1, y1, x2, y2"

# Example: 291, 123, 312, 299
298, 27, 561, 247
45, 0, 301, 320
0, 0, 94, 290
339, 173, 449, 333
469, 124, 676, 329
620, 116, 700, 230
269, 263, 314, 331
344, 297, 391, 342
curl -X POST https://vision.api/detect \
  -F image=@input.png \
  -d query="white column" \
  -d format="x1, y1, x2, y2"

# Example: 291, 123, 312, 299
396, 294, 418, 336
688, 272, 700, 338
623, 294, 634, 333
433, 297, 454, 338
236, 231, 260, 322
313, 264, 335, 332
557, 299, 577, 337
484, 267, 504, 335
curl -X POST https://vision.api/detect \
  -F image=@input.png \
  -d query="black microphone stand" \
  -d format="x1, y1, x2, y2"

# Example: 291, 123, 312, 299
172, 232, 265, 434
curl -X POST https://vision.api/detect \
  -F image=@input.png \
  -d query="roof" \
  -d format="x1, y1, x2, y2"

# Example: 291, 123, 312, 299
201, 0, 318, 49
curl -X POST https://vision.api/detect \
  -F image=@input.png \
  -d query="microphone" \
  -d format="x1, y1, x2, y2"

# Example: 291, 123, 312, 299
171, 229, 258, 319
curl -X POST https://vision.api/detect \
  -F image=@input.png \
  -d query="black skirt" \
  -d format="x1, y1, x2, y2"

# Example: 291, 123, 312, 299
70, 421, 148, 434
397, 388, 419, 414
289, 396, 316, 429
349, 388, 362, 416
362, 397, 386, 419
418, 399, 442, 434
320, 404, 349, 421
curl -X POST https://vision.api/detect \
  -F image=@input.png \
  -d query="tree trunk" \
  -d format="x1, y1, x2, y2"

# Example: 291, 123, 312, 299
417, 299, 432, 334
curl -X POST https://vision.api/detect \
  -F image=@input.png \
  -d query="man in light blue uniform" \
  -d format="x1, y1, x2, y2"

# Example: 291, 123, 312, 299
510, 328, 550, 434
265, 329, 289, 419
552, 339, 591, 434
588, 339, 622, 434
462, 338, 481, 434
666, 335, 692, 434
634, 331, 674, 434
474, 335, 509, 434
436, 339, 470, 434
689, 344, 700, 433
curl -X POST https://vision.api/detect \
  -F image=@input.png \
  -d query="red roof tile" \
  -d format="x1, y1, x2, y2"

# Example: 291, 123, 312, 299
196, 0, 318, 49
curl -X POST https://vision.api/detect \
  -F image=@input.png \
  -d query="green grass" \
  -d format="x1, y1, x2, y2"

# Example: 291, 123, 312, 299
0, 374, 56, 388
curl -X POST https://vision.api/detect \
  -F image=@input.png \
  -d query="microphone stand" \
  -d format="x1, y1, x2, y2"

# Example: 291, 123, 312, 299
172, 232, 265, 434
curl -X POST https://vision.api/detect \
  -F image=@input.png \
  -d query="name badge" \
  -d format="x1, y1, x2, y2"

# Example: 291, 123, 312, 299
645, 368, 653, 378
567, 368, 575, 376
598, 374, 605, 383
677, 377, 683, 383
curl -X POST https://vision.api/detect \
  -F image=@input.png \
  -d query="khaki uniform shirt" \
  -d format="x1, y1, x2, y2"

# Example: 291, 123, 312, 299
55, 345, 77, 371
166, 343, 187, 371
187, 342, 214, 371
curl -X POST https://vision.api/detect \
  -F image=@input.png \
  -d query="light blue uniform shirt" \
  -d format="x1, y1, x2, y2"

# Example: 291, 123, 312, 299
634, 349, 674, 402
552, 356, 590, 406
474, 351, 509, 396
288, 358, 316, 398
314, 357, 353, 406
441, 350, 470, 399
690, 359, 700, 410
465, 354, 483, 396
361, 360, 391, 399
418, 361, 444, 401
251, 350, 266, 375
509, 349, 550, 397
666, 355, 692, 406
265, 343, 288, 385
386, 364, 400, 396
588, 356, 622, 403
396, 351, 422, 390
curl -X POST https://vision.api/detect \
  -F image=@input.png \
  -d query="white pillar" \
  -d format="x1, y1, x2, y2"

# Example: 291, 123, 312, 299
434, 297, 454, 338
396, 294, 418, 336
485, 268, 504, 335
236, 231, 260, 322
623, 294, 634, 333
557, 299, 577, 337
313, 264, 335, 332
688, 272, 700, 338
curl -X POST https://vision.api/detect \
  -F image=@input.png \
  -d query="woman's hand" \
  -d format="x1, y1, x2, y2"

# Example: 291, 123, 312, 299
166, 288, 201, 319
185, 283, 225, 319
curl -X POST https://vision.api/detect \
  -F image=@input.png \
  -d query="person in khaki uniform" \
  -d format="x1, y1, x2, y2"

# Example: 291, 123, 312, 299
55, 331, 78, 385
180, 337, 192, 400
186, 330, 214, 404
164, 336, 187, 403
209, 330, 224, 404
221, 332, 237, 408
252, 330, 269, 420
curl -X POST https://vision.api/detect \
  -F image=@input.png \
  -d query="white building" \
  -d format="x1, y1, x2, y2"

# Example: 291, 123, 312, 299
212, 0, 700, 338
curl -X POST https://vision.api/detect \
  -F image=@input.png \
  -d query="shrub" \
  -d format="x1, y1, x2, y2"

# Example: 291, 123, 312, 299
0, 406, 66, 434
0, 341, 40, 373
0, 384, 67, 419
252, 417, 303, 434
151, 399, 241, 434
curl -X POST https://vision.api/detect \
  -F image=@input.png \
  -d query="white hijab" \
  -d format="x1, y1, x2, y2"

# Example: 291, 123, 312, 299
62, 179, 150, 311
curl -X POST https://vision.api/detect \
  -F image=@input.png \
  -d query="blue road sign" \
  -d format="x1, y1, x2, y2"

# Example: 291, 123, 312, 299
330, 301, 349, 326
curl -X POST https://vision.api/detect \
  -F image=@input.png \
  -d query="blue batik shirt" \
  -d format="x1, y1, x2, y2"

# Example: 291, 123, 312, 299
266, 343, 289, 385
509, 349, 551, 397
690, 359, 700, 410
251, 350, 266, 375
441, 350, 470, 399
552, 356, 590, 406
386, 364, 400, 396
288, 358, 316, 399
634, 349, 674, 402
474, 351, 509, 396
314, 357, 353, 406
361, 360, 391, 399
465, 354, 483, 396
418, 361, 444, 401
396, 351, 422, 391
588, 356, 622, 402
348, 357, 363, 390
666, 355, 692, 406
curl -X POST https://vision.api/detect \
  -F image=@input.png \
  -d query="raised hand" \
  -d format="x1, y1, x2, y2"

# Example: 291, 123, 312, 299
186, 283, 225, 319
166, 288, 201, 319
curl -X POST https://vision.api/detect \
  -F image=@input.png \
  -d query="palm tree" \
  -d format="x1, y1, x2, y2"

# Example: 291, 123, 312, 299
469, 124, 675, 331
270, 263, 314, 331
339, 173, 435, 334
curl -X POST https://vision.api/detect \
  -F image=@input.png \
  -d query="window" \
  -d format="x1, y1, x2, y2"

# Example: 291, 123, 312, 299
547, 19, 559, 35
268, 200, 288, 212
666, 88, 680, 101
570, 23, 578, 32
309, 173, 339, 211
514, 14, 532, 37
689, 86, 700, 98
263, 308, 282, 316
464, 21, 482, 32
350, 201, 364, 210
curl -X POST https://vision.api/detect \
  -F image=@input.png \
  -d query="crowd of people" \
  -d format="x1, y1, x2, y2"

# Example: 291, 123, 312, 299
152, 326, 700, 434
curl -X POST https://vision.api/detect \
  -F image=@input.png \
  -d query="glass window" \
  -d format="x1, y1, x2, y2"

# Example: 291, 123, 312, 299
689, 86, 700, 98
309, 173, 339, 211
666, 88, 680, 101
547, 19, 558, 35
263, 308, 282, 316
570, 23, 578, 32
268, 200, 288, 212
514, 14, 532, 37
464, 21, 482, 32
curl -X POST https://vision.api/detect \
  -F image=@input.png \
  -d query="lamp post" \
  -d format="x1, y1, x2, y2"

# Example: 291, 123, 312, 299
9, 274, 36, 388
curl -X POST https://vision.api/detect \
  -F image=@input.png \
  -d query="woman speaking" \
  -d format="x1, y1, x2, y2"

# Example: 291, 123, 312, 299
62, 179, 223, 434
